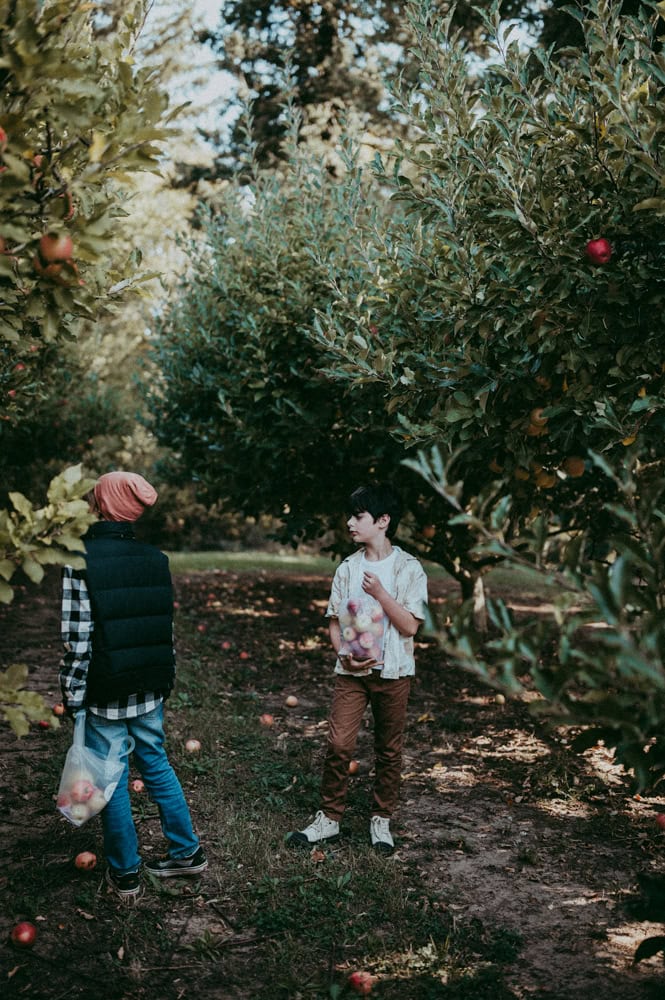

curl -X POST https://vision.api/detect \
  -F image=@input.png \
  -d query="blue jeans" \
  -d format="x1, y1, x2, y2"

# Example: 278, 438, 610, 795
85, 704, 199, 875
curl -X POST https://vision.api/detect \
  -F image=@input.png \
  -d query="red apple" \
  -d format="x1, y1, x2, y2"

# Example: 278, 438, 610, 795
348, 760, 359, 775
185, 738, 201, 753
348, 970, 375, 995
52, 702, 66, 717
0, 126, 7, 151
655, 814, 665, 831
74, 851, 97, 870
285, 695, 299, 707
221, 640, 232, 649
37, 719, 50, 729
259, 713, 274, 727
239, 651, 249, 660
39, 231, 73, 263
196, 623, 207, 633
585, 237, 612, 265
10, 921, 36, 948
70, 779, 95, 803
131, 779, 145, 793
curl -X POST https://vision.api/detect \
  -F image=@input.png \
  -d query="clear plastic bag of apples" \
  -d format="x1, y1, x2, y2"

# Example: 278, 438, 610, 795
56, 712, 134, 826
338, 595, 385, 668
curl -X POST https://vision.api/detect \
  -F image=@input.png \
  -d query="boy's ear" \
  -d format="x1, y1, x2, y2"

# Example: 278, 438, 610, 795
378, 513, 390, 530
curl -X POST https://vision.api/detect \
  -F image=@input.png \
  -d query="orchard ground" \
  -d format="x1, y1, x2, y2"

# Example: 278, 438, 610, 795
1, 559, 664, 1000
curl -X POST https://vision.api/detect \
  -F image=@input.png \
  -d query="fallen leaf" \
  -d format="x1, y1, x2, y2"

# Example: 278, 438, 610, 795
76, 909, 96, 921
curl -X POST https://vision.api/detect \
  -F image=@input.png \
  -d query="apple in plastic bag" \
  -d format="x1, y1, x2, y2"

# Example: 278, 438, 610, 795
70, 779, 95, 803
69, 802, 90, 823
87, 788, 108, 813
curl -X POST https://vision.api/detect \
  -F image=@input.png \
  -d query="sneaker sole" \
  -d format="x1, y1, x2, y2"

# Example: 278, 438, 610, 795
145, 861, 209, 878
287, 831, 340, 848
371, 840, 394, 856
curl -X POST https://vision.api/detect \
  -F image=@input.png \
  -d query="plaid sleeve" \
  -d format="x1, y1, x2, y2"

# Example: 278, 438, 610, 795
59, 565, 93, 712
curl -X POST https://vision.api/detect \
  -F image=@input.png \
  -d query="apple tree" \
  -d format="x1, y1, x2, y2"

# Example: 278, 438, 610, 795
0, 0, 177, 578
309, 0, 665, 782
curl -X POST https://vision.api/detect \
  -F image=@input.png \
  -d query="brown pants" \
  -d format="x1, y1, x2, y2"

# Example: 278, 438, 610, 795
320, 673, 412, 821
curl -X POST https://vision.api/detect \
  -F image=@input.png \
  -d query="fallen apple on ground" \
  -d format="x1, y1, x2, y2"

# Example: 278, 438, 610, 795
185, 739, 201, 753
348, 760, 360, 774
10, 921, 36, 947
259, 713, 274, 727
285, 695, 299, 707
131, 778, 145, 793
75, 851, 97, 870
348, 970, 375, 995
655, 814, 665, 831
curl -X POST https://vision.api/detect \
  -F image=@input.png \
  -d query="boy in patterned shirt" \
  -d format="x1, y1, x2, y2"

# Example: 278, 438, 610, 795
288, 483, 428, 854
60, 471, 206, 899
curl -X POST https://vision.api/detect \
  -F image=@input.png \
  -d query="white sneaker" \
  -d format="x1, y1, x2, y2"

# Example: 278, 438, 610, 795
370, 815, 394, 854
287, 810, 340, 847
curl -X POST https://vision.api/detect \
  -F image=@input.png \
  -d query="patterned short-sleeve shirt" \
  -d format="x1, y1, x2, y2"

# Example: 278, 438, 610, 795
326, 546, 428, 678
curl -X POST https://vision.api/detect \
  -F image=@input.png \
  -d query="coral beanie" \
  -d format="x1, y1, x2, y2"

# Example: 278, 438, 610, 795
94, 471, 158, 522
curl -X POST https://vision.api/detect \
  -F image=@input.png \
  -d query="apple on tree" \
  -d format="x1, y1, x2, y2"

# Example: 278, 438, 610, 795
585, 237, 612, 265
39, 231, 73, 263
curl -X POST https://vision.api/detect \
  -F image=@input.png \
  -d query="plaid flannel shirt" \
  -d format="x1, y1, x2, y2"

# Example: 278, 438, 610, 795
60, 565, 163, 720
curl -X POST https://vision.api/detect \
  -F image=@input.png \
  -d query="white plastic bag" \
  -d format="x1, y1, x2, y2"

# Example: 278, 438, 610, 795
56, 712, 134, 827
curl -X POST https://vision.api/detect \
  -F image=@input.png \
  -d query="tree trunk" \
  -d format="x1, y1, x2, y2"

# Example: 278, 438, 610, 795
460, 572, 488, 634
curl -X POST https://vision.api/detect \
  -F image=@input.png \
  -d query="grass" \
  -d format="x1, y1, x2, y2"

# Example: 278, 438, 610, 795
166, 549, 558, 597
166, 550, 339, 575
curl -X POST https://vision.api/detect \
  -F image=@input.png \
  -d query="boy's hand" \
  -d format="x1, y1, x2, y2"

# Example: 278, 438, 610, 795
339, 654, 383, 673
361, 571, 385, 601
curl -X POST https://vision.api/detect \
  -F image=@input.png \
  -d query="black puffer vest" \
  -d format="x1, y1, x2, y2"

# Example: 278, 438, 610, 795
83, 521, 175, 703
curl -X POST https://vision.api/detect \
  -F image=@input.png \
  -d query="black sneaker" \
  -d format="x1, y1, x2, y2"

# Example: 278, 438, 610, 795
106, 868, 141, 899
145, 846, 208, 878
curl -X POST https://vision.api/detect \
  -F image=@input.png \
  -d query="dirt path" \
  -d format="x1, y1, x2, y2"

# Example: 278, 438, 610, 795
1, 567, 664, 998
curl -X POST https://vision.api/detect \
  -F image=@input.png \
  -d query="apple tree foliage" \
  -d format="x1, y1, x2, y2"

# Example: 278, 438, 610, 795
0, 463, 95, 735
147, 118, 417, 549
197, 0, 575, 177
312, 0, 665, 786
0, 0, 176, 590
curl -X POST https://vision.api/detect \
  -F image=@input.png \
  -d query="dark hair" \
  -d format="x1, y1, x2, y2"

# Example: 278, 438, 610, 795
348, 483, 402, 539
